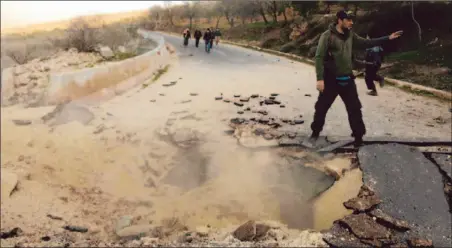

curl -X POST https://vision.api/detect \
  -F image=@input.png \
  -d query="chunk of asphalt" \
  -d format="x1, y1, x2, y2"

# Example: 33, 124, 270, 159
358, 144, 452, 247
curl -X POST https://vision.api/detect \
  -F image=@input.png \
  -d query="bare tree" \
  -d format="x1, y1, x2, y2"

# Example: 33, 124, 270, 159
5, 43, 37, 64
256, 1, 269, 24
411, 1, 422, 42
183, 1, 201, 29
64, 17, 99, 52
266, 1, 279, 24
163, 1, 174, 26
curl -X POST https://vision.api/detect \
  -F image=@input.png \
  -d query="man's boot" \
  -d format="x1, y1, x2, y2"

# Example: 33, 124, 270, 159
354, 136, 364, 148
367, 89, 378, 96
379, 78, 385, 88
303, 132, 319, 148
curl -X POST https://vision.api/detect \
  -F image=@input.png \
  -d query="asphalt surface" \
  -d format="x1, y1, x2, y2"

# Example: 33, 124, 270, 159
358, 144, 451, 247
159, 32, 451, 140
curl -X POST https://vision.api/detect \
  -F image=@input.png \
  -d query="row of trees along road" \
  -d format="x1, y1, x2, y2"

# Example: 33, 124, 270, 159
148, 1, 424, 42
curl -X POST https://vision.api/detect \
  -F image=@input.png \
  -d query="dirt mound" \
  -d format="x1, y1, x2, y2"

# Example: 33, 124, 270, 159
1, 50, 104, 107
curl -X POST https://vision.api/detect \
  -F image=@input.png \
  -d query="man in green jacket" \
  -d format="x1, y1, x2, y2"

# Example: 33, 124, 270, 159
306, 10, 403, 148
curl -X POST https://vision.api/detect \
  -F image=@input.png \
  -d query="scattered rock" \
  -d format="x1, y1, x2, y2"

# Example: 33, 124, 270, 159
159, 93, 165, 96
406, 238, 433, 247
269, 96, 276, 100
195, 226, 210, 237
433, 116, 447, 124
343, 195, 381, 212
237, 111, 244, 114
179, 100, 191, 104
189, 93, 198, 96
254, 128, 266, 136
258, 117, 270, 124
263, 133, 274, 140
305, 94, 312, 97
223, 99, 231, 103
271, 93, 279, 96
41, 236, 51, 241
240, 97, 250, 102
280, 105, 286, 108
251, 94, 259, 98
115, 216, 133, 234
339, 213, 392, 240
343, 185, 382, 212
230, 118, 246, 125
93, 124, 106, 134
215, 96, 223, 100
273, 100, 281, 105
245, 107, 251, 111
264, 99, 275, 105
1, 170, 18, 198
232, 220, 270, 242
47, 214, 63, 221
99, 46, 114, 59
257, 110, 268, 115
288, 133, 297, 139
291, 119, 304, 125
1, 228, 22, 239
369, 209, 411, 231
150, 99, 156, 103
63, 225, 88, 233
234, 102, 244, 107
12, 119, 32, 126
234, 94, 241, 98
140, 237, 159, 246
116, 225, 154, 239
324, 223, 370, 247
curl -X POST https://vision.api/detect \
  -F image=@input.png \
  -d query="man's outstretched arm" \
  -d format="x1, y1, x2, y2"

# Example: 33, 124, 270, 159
353, 31, 403, 48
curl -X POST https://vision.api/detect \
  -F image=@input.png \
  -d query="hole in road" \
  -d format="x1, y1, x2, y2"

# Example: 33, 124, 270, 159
153, 128, 361, 231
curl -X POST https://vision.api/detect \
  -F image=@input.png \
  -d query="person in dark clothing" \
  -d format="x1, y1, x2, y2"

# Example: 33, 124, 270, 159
194, 29, 202, 48
203, 28, 213, 53
214, 28, 222, 46
183, 28, 191, 47
304, 10, 403, 148
209, 27, 215, 49
364, 42, 385, 96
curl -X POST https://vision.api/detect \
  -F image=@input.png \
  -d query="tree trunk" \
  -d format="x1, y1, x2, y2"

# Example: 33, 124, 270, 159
215, 16, 221, 29
259, 5, 269, 24
189, 17, 193, 29
411, 1, 422, 42
282, 9, 288, 23
272, 1, 278, 23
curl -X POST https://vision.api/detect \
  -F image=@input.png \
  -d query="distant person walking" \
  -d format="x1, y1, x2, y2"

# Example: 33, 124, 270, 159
208, 27, 215, 49
203, 28, 213, 53
305, 10, 403, 148
194, 29, 202, 48
183, 28, 191, 47
364, 37, 385, 96
214, 28, 222, 46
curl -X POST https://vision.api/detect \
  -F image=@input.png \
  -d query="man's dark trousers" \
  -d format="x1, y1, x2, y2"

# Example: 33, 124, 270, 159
364, 65, 383, 91
310, 77, 366, 139
195, 38, 200, 48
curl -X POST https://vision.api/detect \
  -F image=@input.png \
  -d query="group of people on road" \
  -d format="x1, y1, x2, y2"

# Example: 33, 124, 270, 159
183, 27, 222, 53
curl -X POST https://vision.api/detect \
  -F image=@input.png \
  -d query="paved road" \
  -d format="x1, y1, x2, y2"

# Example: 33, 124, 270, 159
156, 32, 451, 140
1, 31, 451, 246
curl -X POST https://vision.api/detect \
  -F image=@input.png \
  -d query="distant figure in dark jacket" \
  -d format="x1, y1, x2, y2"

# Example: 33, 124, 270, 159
183, 28, 191, 47
203, 28, 213, 53
364, 37, 385, 96
194, 29, 202, 48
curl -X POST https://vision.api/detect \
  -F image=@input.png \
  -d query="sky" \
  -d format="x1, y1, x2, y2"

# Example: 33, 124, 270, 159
1, 1, 163, 30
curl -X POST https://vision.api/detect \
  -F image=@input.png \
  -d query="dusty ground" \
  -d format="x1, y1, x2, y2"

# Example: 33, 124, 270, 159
1, 34, 451, 247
